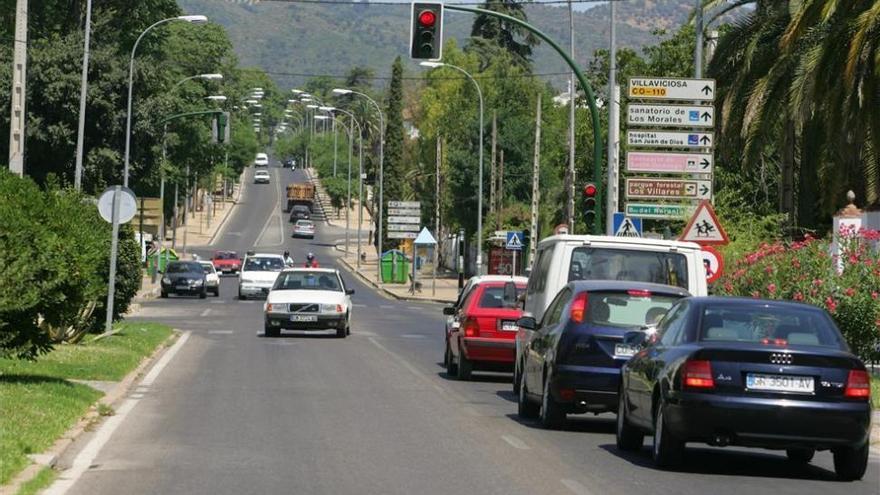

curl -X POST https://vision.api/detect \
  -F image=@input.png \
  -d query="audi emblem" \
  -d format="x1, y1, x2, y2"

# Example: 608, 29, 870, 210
769, 353, 793, 365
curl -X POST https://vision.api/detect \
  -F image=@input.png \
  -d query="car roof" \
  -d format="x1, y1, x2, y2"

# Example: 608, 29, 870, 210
537, 234, 701, 252
280, 268, 339, 274
686, 296, 826, 312
246, 253, 284, 259
569, 280, 691, 297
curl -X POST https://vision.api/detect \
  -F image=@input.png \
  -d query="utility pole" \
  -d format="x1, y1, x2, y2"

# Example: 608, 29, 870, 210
566, 0, 576, 233
694, 0, 704, 78
490, 111, 497, 221
74, 0, 93, 191
530, 94, 542, 269
605, 0, 621, 235
434, 137, 441, 297
8, 0, 28, 176
497, 150, 504, 231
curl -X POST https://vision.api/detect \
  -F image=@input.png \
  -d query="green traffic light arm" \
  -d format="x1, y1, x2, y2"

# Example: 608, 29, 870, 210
444, 4, 604, 234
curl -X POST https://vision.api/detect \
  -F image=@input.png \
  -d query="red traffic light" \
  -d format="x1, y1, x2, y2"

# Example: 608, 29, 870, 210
418, 10, 436, 27
583, 183, 597, 197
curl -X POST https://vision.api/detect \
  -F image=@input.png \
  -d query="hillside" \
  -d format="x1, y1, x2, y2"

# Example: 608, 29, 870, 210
177, 1, 710, 89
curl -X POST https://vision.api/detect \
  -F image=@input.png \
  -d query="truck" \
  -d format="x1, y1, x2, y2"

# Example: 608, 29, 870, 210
286, 182, 315, 212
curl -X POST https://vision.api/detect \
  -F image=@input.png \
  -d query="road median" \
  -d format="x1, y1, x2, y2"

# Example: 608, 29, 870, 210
0, 322, 177, 494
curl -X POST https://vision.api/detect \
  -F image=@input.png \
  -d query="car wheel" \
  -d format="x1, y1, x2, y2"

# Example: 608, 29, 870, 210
238, 292, 246, 300
264, 325, 280, 338
160, 290, 168, 298
445, 345, 458, 376
652, 401, 684, 468
212, 288, 220, 297
785, 448, 815, 464
336, 325, 347, 338
512, 359, 522, 395
540, 372, 565, 429
456, 346, 473, 380
199, 288, 207, 299
616, 389, 644, 452
832, 442, 869, 481
517, 371, 540, 419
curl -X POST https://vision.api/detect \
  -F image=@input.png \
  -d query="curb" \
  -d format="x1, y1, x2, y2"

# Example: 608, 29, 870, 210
0, 330, 181, 495
335, 247, 455, 305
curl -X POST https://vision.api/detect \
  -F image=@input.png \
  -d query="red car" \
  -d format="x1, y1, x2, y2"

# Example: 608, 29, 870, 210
443, 277, 528, 380
211, 250, 241, 275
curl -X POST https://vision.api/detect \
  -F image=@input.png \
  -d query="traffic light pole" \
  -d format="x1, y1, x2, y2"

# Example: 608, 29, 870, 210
443, 5, 604, 234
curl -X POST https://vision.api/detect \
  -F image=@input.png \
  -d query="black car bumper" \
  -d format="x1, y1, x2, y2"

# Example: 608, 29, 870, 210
265, 314, 346, 331
665, 392, 872, 449
161, 283, 205, 295
551, 364, 623, 412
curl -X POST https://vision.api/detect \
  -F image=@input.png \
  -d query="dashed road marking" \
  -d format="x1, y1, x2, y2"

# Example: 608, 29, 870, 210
399, 334, 426, 339
209, 300, 225, 304
200, 308, 211, 317
561, 479, 593, 495
501, 434, 530, 450
130, 393, 144, 399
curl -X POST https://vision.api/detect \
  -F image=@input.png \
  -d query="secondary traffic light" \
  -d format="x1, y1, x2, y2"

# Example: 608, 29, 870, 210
583, 182, 598, 222
410, 3, 443, 60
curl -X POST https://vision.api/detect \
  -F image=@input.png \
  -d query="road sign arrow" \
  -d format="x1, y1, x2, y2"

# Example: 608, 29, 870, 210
701, 112, 712, 122
700, 184, 710, 195
702, 85, 713, 95
699, 135, 711, 145
700, 159, 710, 169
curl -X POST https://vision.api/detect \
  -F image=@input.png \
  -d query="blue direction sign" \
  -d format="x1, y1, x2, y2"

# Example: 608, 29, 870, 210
505, 231, 524, 251
612, 213, 642, 237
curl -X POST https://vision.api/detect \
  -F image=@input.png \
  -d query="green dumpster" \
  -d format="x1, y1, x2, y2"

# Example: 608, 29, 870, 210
148, 247, 179, 273
381, 250, 410, 284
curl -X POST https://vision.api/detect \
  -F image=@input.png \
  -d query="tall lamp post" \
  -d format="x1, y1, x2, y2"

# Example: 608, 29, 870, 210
122, 14, 208, 188
332, 88, 385, 282
330, 108, 363, 263
420, 61, 484, 274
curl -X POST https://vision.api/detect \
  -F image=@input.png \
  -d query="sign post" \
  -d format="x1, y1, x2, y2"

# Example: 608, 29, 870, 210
98, 186, 137, 334
505, 231, 523, 276
387, 200, 421, 284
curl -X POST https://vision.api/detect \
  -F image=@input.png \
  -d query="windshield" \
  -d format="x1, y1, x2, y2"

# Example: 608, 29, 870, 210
699, 305, 844, 348
166, 262, 201, 274
568, 247, 688, 290
584, 291, 681, 328
274, 272, 342, 291
296, 221, 314, 227
214, 251, 238, 260
243, 257, 285, 272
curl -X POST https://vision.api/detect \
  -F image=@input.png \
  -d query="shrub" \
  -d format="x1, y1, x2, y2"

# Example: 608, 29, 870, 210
717, 228, 880, 360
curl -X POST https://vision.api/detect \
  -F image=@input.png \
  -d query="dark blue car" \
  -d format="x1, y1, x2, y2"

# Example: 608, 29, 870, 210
516, 281, 690, 429
616, 297, 873, 481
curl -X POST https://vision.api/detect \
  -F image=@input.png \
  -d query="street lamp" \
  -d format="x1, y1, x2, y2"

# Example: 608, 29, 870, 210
172, 73, 223, 91
123, 14, 208, 188
333, 87, 385, 281
332, 108, 363, 261
420, 60, 485, 274
205, 95, 227, 103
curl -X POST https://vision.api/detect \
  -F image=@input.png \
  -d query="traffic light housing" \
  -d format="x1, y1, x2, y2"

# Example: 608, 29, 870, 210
583, 182, 598, 223
410, 3, 443, 60
213, 112, 230, 144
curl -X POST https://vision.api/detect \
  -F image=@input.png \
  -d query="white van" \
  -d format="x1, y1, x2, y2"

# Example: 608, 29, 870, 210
523, 235, 707, 322
254, 153, 269, 167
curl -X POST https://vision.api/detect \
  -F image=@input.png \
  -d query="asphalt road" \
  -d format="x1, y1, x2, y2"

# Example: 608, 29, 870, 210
53, 162, 880, 495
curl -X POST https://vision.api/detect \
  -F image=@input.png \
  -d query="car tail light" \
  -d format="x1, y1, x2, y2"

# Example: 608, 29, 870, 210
463, 318, 479, 337
570, 291, 589, 323
627, 289, 651, 297
559, 388, 576, 401
844, 370, 871, 399
683, 360, 715, 389
760, 338, 788, 346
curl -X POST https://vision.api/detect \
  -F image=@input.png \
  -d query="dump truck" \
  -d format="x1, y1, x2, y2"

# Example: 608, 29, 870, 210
286, 182, 315, 212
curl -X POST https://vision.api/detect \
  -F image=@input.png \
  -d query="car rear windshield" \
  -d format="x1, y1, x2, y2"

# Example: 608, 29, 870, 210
214, 251, 237, 260
699, 305, 844, 348
274, 272, 341, 291
585, 291, 681, 328
478, 286, 525, 309
568, 247, 688, 290
296, 221, 314, 227
243, 257, 285, 272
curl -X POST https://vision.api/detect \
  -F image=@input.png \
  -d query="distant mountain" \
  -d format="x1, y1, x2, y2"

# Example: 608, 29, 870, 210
177, 1, 713, 89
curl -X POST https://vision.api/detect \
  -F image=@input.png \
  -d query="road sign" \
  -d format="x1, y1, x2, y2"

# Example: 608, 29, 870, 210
505, 231, 523, 251
388, 232, 418, 240
387, 207, 421, 216
680, 200, 729, 245
626, 178, 712, 200
627, 104, 714, 128
388, 201, 420, 209
387, 215, 421, 224
98, 186, 137, 224
612, 213, 642, 237
625, 203, 696, 220
700, 246, 724, 284
628, 77, 716, 101
414, 227, 437, 245
627, 130, 713, 149
626, 151, 713, 174
387, 224, 421, 232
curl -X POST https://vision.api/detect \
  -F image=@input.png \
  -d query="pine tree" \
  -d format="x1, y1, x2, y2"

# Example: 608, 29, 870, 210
380, 56, 405, 252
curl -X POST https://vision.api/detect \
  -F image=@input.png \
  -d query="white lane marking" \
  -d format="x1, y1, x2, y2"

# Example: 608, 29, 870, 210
400, 334, 426, 339
200, 308, 211, 317
501, 434, 530, 450
209, 300, 225, 304
561, 479, 594, 495
353, 304, 367, 308
141, 331, 191, 387
354, 330, 379, 337
130, 393, 144, 399
208, 330, 233, 335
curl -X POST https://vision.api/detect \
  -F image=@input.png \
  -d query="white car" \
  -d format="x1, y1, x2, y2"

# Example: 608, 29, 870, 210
292, 219, 315, 239
198, 261, 221, 297
254, 153, 269, 167
254, 170, 271, 184
238, 253, 286, 299
263, 268, 354, 338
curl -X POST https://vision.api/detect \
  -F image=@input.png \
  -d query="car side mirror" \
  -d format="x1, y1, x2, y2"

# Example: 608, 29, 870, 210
623, 330, 647, 347
516, 316, 537, 331
443, 306, 456, 316
345, 288, 355, 295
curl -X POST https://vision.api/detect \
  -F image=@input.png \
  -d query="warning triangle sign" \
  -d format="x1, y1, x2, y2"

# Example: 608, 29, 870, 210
614, 217, 641, 237
679, 200, 729, 245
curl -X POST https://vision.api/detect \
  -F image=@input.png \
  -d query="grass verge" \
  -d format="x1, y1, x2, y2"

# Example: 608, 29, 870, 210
0, 321, 173, 485
15, 466, 56, 495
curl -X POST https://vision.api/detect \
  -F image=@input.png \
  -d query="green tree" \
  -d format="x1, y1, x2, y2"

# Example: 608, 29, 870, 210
381, 56, 406, 252
468, 0, 539, 69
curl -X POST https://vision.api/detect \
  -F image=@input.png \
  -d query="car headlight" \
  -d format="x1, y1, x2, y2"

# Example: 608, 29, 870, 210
162, 277, 170, 284
193, 279, 204, 286
265, 303, 287, 313
321, 303, 344, 314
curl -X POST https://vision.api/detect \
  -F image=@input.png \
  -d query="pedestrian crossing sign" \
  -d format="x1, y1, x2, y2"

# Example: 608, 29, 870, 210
505, 231, 523, 251
612, 213, 642, 237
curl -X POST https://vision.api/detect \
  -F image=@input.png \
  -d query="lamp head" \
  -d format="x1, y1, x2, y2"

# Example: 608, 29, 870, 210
178, 15, 208, 24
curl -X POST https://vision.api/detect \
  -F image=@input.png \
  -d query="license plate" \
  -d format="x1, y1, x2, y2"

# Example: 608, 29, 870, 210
501, 320, 518, 332
614, 344, 636, 358
746, 373, 814, 393
176, 285, 189, 290
290, 315, 317, 322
